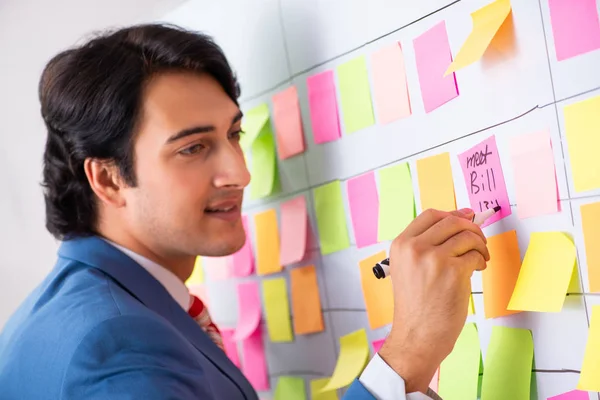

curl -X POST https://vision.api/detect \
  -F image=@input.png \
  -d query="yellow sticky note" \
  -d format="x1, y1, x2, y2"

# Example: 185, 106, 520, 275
254, 209, 282, 275
578, 305, 600, 391
313, 181, 351, 255
445, 0, 512, 75
416, 153, 457, 212
377, 163, 415, 241
241, 103, 270, 150
468, 294, 475, 315
581, 202, 600, 292
508, 232, 576, 312
311, 378, 339, 400
186, 256, 204, 286
359, 251, 394, 329
322, 329, 370, 391
565, 95, 600, 193
262, 277, 293, 342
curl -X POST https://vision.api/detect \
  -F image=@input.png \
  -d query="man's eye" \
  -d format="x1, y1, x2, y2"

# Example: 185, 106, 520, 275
179, 143, 205, 155
229, 130, 245, 141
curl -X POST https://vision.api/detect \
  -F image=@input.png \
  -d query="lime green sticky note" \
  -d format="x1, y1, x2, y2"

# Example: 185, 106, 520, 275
337, 56, 375, 134
313, 181, 351, 255
241, 103, 270, 150
262, 277, 293, 342
377, 163, 415, 241
275, 376, 306, 400
439, 323, 481, 400
311, 378, 339, 400
481, 326, 533, 400
250, 123, 278, 200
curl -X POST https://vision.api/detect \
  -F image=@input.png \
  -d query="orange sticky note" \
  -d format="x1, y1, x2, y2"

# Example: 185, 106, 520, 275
272, 86, 305, 160
371, 42, 411, 124
280, 195, 308, 266
359, 251, 394, 329
290, 265, 324, 335
483, 230, 522, 318
416, 153, 457, 212
581, 202, 600, 292
254, 209, 282, 275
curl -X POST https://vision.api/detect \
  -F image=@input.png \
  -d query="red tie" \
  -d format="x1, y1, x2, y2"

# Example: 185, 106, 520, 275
188, 294, 224, 351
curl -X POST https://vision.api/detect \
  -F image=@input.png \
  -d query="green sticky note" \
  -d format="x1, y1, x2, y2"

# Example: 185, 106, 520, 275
262, 277, 293, 342
241, 103, 270, 150
275, 376, 306, 400
439, 323, 481, 400
311, 378, 339, 400
377, 163, 415, 241
337, 56, 375, 134
313, 181, 351, 255
481, 326, 533, 400
250, 123, 278, 200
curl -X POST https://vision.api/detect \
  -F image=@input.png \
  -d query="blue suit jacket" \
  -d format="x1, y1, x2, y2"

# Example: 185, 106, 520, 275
0, 236, 374, 399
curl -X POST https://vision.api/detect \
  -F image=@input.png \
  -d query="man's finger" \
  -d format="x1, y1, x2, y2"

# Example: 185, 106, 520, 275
401, 208, 472, 239
439, 230, 490, 261
420, 214, 486, 247
455, 249, 488, 272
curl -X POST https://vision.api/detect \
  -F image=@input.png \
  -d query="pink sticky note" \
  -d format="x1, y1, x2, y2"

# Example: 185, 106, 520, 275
188, 285, 209, 308
347, 172, 379, 248
372, 339, 385, 353
414, 21, 459, 113
510, 130, 559, 219
457, 135, 511, 227
272, 86, 305, 159
307, 70, 341, 144
241, 327, 270, 391
547, 390, 590, 400
371, 42, 411, 124
549, 0, 600, 61
430, 368, 440, 392
232, 215, 254, 277
280, 195, 308, 266
204, 256, 232, 281
220, 329, 241, 367
233, 281, 261, 341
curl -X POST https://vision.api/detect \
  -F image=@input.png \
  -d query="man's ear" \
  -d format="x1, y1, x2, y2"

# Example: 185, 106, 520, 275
83, 158, 127, 208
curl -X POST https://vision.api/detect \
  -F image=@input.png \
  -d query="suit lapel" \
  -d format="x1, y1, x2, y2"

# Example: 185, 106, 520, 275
58, 236, 257, 399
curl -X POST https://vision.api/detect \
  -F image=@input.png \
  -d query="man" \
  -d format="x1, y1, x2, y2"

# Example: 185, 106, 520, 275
0, 24, 489, 399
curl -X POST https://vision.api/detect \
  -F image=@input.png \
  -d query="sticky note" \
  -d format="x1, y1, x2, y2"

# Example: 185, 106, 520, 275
220, 329, 241, 367
581, 202, 600, 292
483, 230, 522, 318
290, 265, 324, 335
280, 196, 308, 266
413, 21, 459, 113
311, 378, 339, 400
480, 326, 533, 400
416, 153, 457, 212
578, 305, 600, 391
445, 0, 512, 75
439, 323, 481, 400
322, 329, 370, 391
307, 70, 341, 144
241, 327, 270, 391
359, 251, 394, 329
468, 293, 475, 315
234, 281, 261, 341
347, 172, 379, 248
254, 209, 282, 275
186, 256, 205, 285
250, 122, 278, 199
313, 181, 351, 255
262, 277, 293, 342
204, 256, 232, 281
377, 163, 415, 241
188, 285, 209, 308
275, 376, 306, 400
548, 390, 591, 400
564, 95, 600, 193
371, 42, 411, 124
372, 339, 385, 353
241, 103, 270, 150
232, 215, 254, 277
549, 0, 600, 61
457, 135, 511, 226
508, 232, 576, 312
336, 56, 375, 134
430, 368, 440, 392
272, 86, 305, 160
510, 130, 559, 219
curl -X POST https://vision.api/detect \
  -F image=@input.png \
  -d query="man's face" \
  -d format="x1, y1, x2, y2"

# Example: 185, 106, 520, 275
124, 71, 250, 258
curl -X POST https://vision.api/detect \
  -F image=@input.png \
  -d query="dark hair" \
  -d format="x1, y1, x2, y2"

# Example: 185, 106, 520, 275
40, 23, 240, 240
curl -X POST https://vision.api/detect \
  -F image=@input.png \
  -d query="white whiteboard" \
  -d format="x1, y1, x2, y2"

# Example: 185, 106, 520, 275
159, 0, 600, 398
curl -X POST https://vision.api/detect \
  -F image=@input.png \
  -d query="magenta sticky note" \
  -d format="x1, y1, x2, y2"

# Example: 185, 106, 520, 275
280, 195, 308, 266
307, 70, 341, 144
457, 135, 511, 227
233, 281, 262, 341
232, 215, 254, 277
241, 327, 270, 391
372, 339, 385, 353
547, 390, 590, 400
549, 0, 600, 61
413, 21, 459, 113
347, 172, 379, 248
220, 329, 241, 367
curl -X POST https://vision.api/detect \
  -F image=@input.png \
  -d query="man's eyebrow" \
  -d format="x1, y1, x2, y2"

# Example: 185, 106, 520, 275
166, 111, 244, 144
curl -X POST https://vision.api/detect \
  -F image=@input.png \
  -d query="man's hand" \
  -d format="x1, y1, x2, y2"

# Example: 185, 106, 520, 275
378, 208, 489, 393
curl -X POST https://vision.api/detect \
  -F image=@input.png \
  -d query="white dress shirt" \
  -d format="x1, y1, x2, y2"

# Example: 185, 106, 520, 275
103, 239, 436, 400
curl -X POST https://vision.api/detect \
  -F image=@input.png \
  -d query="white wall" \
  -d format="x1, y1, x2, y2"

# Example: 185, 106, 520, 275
0, 0, 187, 327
